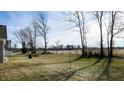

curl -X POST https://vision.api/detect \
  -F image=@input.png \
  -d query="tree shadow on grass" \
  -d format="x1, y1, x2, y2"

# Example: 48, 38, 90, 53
97, 57, 112, 80
56, 57, 103, 81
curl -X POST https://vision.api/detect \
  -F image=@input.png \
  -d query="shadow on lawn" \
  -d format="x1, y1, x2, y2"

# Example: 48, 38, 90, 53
56, 56, 114, 81
97, 57, 112, 80
56, 57, 103, 81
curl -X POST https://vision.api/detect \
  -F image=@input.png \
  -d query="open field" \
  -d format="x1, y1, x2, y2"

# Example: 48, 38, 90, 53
0, 51, 124, 81
49, 49, 124, 57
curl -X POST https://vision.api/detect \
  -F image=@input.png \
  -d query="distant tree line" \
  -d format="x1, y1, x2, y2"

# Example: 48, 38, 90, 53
49, 44, 81, 50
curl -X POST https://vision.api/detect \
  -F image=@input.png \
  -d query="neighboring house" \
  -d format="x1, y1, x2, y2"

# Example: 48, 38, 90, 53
0, 25, 7, 63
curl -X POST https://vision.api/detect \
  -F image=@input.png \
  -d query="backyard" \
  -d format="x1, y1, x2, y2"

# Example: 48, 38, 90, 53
0, 51, 124, 81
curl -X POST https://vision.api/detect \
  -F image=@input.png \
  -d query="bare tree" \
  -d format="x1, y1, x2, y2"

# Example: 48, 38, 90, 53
104, 12, 111, 56
31, 19, 38, 53
14, 29, 28, 53
94, 11, 104, 57
109, 11, 124, 57
104, 11, 124, 57
24, 27, 35, 53
15, 25, 39, 54
36, 12, 49, 54
67, 11, 87, 57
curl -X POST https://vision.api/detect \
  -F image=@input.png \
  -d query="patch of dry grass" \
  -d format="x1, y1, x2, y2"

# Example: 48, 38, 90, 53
0, 52, 124, 81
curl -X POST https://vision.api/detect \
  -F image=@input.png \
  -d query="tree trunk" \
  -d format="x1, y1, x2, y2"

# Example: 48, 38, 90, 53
80, 30, 84, 57
44, 37, 47, 53
110, 22, 114, 57
110, 34, 113, 57
33, 27, 37, 54
107, 33, 110, 56
100, 20, 104, 57
109, 11, 116, 57
76, 12, 85, 57
21, 42, 27, 53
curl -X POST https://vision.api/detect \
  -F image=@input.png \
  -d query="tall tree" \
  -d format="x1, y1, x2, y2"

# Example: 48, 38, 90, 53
24, 27, 34, 53
16, 26, 36, 54
36, 12, 49, 53
109, 11, 124, 57
105, 11, 124, 57
109, 11, 116, 57
67, 11, 87, 57
104, 12, 111, 56
31, 19, 38, 53
14, 29, 28, 53
94, 11, 104, 57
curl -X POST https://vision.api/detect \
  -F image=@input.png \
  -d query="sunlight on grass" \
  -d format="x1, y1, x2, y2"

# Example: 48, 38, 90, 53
0, 53, 124, 80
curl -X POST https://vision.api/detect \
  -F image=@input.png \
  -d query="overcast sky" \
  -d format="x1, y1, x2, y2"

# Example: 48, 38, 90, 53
0, 11, 124, 48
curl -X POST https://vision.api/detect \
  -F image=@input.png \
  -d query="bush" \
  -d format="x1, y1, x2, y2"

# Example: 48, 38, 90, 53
21, 48, 27, 54
28, 54, 32, 59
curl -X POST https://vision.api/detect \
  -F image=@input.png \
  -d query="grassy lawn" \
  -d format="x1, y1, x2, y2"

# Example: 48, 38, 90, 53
0, 52, 124, 81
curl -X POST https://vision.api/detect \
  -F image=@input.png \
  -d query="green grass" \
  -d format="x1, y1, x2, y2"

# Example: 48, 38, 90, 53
0, 52, 124, 81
